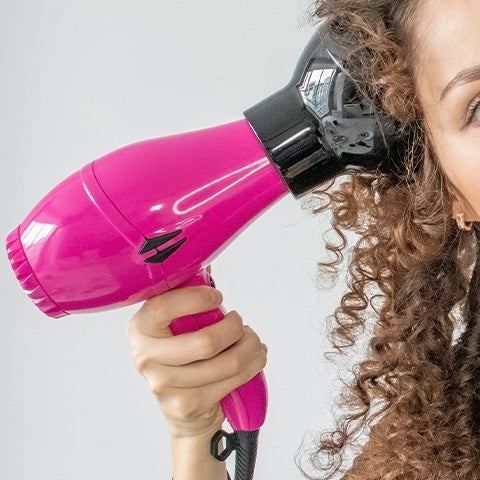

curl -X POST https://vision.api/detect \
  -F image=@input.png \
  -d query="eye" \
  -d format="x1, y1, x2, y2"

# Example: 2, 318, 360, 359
466, 94, 480, 126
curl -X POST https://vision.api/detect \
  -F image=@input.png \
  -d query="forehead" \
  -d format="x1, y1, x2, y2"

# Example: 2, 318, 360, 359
414, 0, 480, 100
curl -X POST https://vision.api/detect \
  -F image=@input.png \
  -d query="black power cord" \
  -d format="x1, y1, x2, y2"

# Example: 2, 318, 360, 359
211, 429, 260, 480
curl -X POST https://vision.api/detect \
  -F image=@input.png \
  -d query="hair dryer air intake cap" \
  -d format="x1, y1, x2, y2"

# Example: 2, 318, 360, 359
6, 227, 66, 318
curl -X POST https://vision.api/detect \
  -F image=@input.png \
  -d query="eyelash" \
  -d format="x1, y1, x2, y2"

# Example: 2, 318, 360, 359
466, 94, 480, 126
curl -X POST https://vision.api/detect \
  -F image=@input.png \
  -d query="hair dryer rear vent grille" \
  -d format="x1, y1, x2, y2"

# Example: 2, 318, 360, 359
6, 227, 67, 318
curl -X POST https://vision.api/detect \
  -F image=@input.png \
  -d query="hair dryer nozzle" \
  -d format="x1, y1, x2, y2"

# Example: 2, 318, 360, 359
245, 26, 411, 197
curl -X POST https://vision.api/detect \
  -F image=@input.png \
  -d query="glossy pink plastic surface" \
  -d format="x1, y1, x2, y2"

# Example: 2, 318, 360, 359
6, 118, 288, 431
7, 119, 288, 315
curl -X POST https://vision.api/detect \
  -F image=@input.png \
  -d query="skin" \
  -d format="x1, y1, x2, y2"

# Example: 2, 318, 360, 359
126, 2, 480, 479
414, 0, 480, 221
127, 282, 267, 480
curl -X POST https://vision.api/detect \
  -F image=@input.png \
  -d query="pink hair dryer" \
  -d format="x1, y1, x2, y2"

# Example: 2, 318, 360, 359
6, 27, 408, 480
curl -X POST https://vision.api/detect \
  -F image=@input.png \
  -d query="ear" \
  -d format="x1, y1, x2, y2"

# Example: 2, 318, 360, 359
451, 198, 479, 223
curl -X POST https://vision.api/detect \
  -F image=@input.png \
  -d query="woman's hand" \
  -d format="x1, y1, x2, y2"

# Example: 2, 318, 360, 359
126, 285, 268, 439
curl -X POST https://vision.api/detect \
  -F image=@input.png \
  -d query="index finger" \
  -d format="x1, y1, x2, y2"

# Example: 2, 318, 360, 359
131, 286, 223, 338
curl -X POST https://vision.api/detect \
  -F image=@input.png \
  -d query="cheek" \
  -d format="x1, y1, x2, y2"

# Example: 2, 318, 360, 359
436, 129, 480, 217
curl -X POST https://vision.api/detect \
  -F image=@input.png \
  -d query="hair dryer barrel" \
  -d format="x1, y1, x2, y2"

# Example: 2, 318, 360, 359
6, 120, 289, 317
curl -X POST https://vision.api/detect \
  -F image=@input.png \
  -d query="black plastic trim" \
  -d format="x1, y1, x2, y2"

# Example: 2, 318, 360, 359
244, 25, 411, 197
144, 237, 187, 264
139, 230, 182, 254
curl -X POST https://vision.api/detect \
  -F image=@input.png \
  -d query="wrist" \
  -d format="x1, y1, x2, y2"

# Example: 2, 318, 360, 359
166, 405, 225, 439
170, 422, 228, 480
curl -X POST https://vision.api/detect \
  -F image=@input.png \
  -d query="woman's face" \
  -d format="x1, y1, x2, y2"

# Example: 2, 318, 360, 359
414, 0, 480, 221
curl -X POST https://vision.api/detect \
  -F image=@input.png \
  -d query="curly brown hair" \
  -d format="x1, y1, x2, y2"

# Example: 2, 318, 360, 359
300, 1, 480, 479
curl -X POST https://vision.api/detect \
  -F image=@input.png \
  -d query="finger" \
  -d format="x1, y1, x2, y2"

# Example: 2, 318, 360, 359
131, 286, 223, 337
129, 311, 244, 369
158, 341, 268, 422
158, 325, 268, 388
201, 335, 267, 399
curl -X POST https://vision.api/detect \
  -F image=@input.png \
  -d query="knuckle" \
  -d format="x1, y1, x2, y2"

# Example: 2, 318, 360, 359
126, 314, 139, 337
228, 310, 244, 330
242, 324, 255, 337
150, 376, 169, 398
194, 331, 218, 359
255, 340, 268, 367
244, 326, 262, 346
225, 354, 242, 376
238, 349, 267, 384
170, 396, 201, 421
131, 349, 153, 374
258, 348, 268, 370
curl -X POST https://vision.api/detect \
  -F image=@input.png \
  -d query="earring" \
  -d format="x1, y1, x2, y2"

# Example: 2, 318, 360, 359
456, 212, 473, 231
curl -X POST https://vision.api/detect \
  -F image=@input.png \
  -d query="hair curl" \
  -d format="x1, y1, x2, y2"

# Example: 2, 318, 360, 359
299, 1, 480, 478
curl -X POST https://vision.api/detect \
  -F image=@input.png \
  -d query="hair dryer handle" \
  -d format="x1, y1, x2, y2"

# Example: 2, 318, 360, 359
169, 268, 268, 432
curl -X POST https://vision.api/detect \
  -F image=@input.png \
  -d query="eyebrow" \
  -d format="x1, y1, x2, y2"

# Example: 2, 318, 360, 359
440, 65, 480, 101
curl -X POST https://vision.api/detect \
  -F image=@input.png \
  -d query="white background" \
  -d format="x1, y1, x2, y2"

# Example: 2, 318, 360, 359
1, 1, 350, 478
